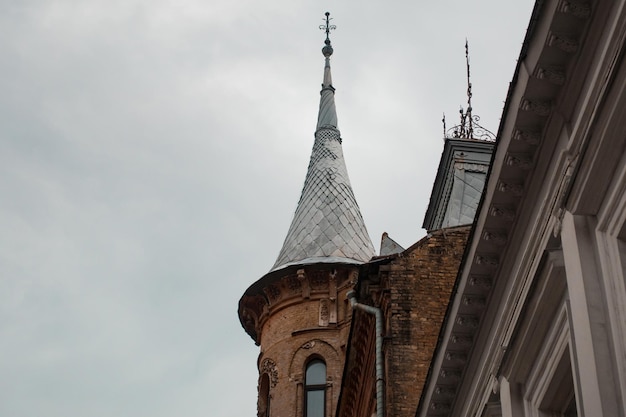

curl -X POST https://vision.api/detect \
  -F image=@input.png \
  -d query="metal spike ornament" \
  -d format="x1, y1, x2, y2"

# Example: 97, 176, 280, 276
445, 40, 496, 142
320, 12, 336, 57
465, 39, 474, 138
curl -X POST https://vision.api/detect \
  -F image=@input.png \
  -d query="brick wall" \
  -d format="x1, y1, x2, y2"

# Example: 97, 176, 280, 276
337, 225, 470, 417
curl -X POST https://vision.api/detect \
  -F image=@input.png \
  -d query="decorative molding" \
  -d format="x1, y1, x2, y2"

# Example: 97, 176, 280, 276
463, 295, 487, 307
497, 180, 524, 196
558, 0, 591, 18
297, 269, 310, 298
301, 341, 316, 349
482, 230, 508, 246
445, 351, 468, 362
319, 299, 330, 326
506, 153, 534, 170
521, 98, 552, 116
434, 385, 456, 397
430, 402, 452, 412
451, 334, 473, 345
536, 67, 566, 85
440, 368, 462, 380
547, 32, 579, 53
260, 358, 279, 388
475, 254, 499, 267
489, 205, 516, 221
513, 128, 541, 145
469, 275, 493, 289
456, 315, 480, 328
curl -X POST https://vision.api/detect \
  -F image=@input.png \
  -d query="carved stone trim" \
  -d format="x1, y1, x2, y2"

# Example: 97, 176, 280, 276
506, 153, 534, 170
451, 334, 473, 345
260, 358, 279, 388
297, 269, 310, 298
319, 299, 330, 326
469, 275, 493, 289
489, 204, 516, 221
497, 180, 524, 196
435, 385, 456, 397
301, 341, 316, 349
521, 98, 552, 116
482, 230, 508, 246
456, 315, 480, 328
548, 32, 579, 53
513, 128, 541, 145
475, 254, 499, 267
445, 351, 468, 362
462, 295, 487, 307
536, 67, 566, 85
440, 368, 462, 380
430, 402, 452, 412
558, 0, 591, 18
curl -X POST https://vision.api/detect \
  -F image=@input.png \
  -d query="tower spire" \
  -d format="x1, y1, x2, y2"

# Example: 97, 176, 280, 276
317, 12, 338, 130
270, 12, 375, 271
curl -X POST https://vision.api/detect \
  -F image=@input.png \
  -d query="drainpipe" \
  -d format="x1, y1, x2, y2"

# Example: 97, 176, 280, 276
346, 290, 384, 417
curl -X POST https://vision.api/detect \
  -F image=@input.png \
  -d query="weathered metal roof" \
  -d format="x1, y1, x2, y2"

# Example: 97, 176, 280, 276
271, 50, 375, 272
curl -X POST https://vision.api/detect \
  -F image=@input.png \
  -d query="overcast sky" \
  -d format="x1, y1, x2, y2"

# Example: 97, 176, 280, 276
1, 1, 535, 416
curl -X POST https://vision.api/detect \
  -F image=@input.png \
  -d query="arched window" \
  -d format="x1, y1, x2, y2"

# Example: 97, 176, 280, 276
305, 359, 326, 417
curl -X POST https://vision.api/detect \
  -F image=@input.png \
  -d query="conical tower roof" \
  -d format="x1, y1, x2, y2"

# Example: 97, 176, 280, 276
271, 16, 375, 272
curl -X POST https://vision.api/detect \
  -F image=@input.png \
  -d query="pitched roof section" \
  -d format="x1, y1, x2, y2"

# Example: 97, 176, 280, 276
271, 38, 375, 272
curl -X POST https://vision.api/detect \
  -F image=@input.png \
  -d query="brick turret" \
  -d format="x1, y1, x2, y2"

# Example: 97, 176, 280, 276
238, 13, 374, 417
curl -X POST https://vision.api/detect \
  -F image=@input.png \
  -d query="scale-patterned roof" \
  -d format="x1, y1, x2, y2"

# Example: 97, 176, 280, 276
271, 41, 375, 272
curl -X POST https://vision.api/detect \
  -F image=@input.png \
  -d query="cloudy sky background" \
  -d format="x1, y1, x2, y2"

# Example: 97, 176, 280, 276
1, 1, 535, 416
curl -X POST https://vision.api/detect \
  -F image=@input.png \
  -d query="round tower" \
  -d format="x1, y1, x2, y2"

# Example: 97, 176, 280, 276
238, 13, 375, 417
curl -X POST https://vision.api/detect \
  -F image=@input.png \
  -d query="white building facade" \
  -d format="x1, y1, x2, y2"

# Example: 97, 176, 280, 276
417, 1, 626, 416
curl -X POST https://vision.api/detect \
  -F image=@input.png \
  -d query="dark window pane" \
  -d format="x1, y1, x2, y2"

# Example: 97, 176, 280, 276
307, 390, 325, 417
306, 360, 326, 385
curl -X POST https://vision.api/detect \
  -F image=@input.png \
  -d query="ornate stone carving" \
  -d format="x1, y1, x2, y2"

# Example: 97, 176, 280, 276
558, 0, 591, 18
521, 98, 552, 116
435, 385, 456, 397
475, 254, 499, 267
451, 334, 473, 345
548, 32, 579, 53
456, 315, 480, 328
440, 368, 462, 380
301, 341, 316, 349
483, 230, 508, 246
445, 351, 468, 362
469, 275, 493, 289
298, 269, 310, 298
260, 358, 279, 388
536, 67, 566, 85
319, 299, 330, 326
506, 153, 534, 170
497, 180, 524, 196
513, 128, 541, 145
489, 204, 516, 221
430, 402, 452, 412
463, 295, 487, 307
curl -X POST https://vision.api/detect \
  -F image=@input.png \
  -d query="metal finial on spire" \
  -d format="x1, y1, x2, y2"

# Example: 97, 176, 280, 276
319, 12, 336, 57
445, 40, 496, 142
465, 39, 474, 138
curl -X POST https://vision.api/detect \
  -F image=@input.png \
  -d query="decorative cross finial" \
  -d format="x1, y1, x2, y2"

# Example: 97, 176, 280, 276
320, 12, 336, 57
